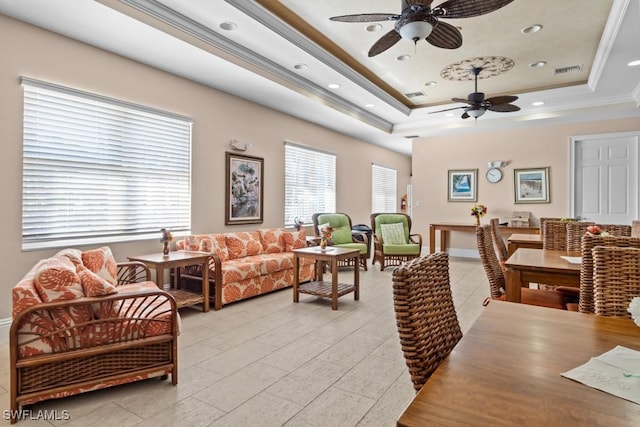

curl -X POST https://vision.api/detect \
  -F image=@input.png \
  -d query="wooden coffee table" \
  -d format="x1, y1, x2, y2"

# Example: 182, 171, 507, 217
292, 246, 360, 310
128, 251, 210, 312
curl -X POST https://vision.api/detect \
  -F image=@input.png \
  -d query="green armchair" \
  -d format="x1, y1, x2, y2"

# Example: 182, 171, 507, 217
370, 213, 422, 271
312, 213, 368, 270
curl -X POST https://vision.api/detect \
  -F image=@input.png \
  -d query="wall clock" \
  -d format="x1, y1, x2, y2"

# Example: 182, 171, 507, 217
486, 167, 503, 183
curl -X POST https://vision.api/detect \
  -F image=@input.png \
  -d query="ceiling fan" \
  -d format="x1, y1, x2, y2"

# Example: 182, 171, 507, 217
329, 0, 514, 57
431, 67, 520, 119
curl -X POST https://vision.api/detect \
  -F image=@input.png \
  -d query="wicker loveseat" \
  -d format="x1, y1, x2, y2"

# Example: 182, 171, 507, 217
176, 228, 316, 310
10, 246, 179, 423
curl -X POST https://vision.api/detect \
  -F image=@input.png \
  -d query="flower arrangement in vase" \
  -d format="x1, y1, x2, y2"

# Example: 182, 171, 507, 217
160, 228, 173, 256
319, 225, 333, 250
470, 204, 487, 226
293, 217, 304, 231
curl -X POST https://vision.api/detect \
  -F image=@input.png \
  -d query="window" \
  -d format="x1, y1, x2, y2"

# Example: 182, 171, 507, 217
284, 142, 336, 227
372, 164, 397, 213
22, 78, 192, 250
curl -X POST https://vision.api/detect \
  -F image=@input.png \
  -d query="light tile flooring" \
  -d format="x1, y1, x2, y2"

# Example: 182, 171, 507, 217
0, 257, 489, 426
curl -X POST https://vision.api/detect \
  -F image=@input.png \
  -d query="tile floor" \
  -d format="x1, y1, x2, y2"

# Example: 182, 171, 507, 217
0, 257, 489, 426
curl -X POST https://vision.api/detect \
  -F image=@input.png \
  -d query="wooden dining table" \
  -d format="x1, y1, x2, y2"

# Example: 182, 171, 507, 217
397, 301, 640, 426
507, 233, 543, 256
504, 248, 581, 303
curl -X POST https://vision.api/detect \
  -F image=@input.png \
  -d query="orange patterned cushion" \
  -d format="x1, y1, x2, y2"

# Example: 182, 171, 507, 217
182, 235, 201, 251
199, 233, 229, 261
77, 264, 117, 297
258, 228, 288, 254
283, 230, 307, 251
33, 256, 84, 302
226, 231, 263, 259
81, 246, 118, 286
55, 248, 83, 266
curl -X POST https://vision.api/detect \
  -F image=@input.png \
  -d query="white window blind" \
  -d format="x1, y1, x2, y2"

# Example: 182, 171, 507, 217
372, 164, 397, 213
22, 78, 192, 250
284, 142, 336, 227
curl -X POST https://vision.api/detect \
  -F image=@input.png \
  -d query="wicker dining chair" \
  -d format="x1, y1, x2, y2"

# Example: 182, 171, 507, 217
391, 252, 462, 392
566, 222, 631, 252
592, 245, 640, 318
489, 218, 508, 265
539, 217, 564, 238
631, 220, 640, 238
579, 234, 640, 313
476, 225, 568, 309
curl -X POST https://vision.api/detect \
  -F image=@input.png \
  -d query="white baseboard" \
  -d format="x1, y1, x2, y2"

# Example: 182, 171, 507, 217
0, 317, 11, 342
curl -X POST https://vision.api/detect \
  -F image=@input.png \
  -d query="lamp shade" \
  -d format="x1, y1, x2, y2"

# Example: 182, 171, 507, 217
467, 108, 486, 118
399, 21, 433, 41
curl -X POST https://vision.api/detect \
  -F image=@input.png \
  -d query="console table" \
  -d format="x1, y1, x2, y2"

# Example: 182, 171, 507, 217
128, 251, 210, 312
429, 222, 539, 253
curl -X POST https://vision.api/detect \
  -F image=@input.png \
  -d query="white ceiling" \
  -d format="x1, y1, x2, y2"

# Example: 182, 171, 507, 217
1, 0, 639, 157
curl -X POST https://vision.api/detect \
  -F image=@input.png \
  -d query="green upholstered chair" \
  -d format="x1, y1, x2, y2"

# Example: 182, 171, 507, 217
312, 213, 368, 270
370, 213, 422, 271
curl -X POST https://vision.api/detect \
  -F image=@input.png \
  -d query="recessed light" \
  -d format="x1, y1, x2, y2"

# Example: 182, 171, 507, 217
328, 83, 341, 89
366, 24, 382, 32
424, 81, 438, 86
397, 54, 411, 61
628, 59, 640, 67
293, 63, 308, 70
219, 22, 238, 31
532, 101, 545, 106
521, 24, 543, 34
365, 104, 375, 108
530, 61, 547, 68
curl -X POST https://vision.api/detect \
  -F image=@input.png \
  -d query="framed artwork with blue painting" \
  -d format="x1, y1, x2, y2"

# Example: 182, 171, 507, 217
448, 169, 477, 202
514, 167, 550, 204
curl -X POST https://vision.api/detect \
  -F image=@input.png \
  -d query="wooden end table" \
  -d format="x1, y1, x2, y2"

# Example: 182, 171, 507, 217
292, 246, 359, 310
128, 251, 210, 312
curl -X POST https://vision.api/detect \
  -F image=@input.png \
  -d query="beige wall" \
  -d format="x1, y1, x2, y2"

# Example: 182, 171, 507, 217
412, 118, 640, 254
0, 15, 411, 319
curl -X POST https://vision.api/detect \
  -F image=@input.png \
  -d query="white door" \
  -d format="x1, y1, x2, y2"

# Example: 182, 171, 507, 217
572, 132, 639, 224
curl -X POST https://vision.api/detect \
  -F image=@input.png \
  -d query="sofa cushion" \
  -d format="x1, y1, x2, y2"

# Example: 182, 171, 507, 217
259, 253, 294, 274
220, 256, 264, 282
226, 231, 263, 259
283, 230, 307, 251
200, 233, 229, 261
258, 228, 288, 254
183, 235, 201, 251
82, 246, 118, 286
77, 264, 117, 297
33, 256, 84, 302
55, 248, 83, 266
380, 222, 407, 244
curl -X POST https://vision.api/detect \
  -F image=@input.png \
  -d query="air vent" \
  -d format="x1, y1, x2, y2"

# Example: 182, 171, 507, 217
405, 91, 425, 98
554, 65, 582, 75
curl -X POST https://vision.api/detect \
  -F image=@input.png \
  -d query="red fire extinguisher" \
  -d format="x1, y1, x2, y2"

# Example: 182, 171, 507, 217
400, 194, 408, 212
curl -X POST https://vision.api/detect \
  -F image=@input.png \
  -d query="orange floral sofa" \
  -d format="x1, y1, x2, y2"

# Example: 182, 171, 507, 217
176, 228, 315, 310
10, 246, 179, 424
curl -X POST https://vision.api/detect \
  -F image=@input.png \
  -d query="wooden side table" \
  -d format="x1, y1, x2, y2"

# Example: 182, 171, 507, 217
128, 251, 210, 312
292, 246, 359, 310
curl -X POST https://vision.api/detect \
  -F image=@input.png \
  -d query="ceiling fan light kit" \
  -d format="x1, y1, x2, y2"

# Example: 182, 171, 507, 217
329, 0, 514, 57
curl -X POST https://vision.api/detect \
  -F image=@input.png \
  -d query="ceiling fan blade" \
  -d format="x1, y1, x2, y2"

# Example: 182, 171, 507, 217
488, 103, 520, 112
451, 97, 471, 104
461, 111, 471, 119
426, 21, 462, 49
429, 106, 466, 114
330, 13, 399, 23
368, 29, 402, 57
437, 0, 514, 19
403, 0, 435, 7
485, 95, 519, 105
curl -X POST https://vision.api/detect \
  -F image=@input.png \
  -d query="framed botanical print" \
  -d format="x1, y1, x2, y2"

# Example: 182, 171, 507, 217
225, 152, 264, 224
514, 167, 550, 204
448, 169, 478, 202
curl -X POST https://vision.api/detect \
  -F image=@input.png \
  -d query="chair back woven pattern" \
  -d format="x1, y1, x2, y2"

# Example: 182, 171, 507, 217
543, 221, 570, 250
476, 225, 504, 299
489, 218, 508, 263
566, 222, 631, 252
592, 246, 640, 318
539, 217, 564, 237
391, 252, 462, 392
579, 235, 640, 313
631, 220, 640, 238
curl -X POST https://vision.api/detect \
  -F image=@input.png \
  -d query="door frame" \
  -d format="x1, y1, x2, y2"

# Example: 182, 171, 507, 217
569, 130, 640, 220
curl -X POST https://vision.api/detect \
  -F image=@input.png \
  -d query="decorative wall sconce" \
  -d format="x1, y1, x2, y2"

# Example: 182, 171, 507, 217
487, 161, 506, 168
230, 139, 252, 151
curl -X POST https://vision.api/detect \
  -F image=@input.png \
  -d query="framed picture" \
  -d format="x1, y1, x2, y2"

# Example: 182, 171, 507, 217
225, 152, 264, 225
448, 169, 478, 202
514, 167, 550, 204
